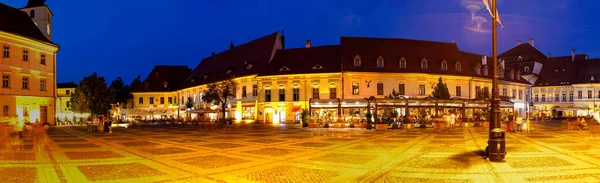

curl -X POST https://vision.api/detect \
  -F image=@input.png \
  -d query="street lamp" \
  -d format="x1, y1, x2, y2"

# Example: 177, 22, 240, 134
486, 0, 506, 162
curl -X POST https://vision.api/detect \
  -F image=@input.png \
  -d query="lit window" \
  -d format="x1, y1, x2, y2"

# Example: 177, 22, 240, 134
352, 83, 359, 95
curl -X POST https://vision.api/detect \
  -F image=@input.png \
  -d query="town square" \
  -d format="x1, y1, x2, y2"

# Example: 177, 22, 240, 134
2, 0, 600, 182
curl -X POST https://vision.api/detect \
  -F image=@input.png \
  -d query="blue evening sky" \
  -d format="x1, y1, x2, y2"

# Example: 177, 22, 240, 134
2, 0, 598, 84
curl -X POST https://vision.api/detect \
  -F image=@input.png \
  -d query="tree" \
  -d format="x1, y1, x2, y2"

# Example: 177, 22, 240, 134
130, 75, 141, 90
185, 96, 195, 109
431, 77, 451, 99
110, 77, 134, 106
386, 89, 402, 99
69, 72, 114, 116
202, 79, 238, 124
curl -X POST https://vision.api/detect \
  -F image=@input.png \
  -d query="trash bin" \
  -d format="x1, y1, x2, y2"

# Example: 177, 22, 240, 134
488, 128, 506, 162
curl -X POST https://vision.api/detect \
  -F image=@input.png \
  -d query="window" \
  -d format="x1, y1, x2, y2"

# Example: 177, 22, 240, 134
2, 45, 9, 58
399, 58, 406, 68
377, 56, 384, 68
312, 88, 320, 99
578, 90, 582, 99
588, 90, 592, 99
252, 84, 258, 96
2, 105, 8, 116
265, 89, 271, 102
502, 88, 507, 97
293, 88, 300, 101
174, 97, 177, 104
534, 95, 539, 102
475, 66, 481, 75
21, 77, 28, 90
455, 62, 462, 71
160, 97, 164, 104
40, 79, 46, 91
456, 86, 461, 97
441, 60, 447, 71
377, 83, 384, 95
138, 97, 143, 104
149, 97, 154, 104
541, 95, 545, 102
512, 89, 516, 98
518, 56, 522, 61
66, 101, 70, 109
354, 55, 361, 67
279, 88, 285, 101
242, 86, 247, 98
47, 24, 51, 35
562, 94, 566, 102
524, 66, 530, 72
484, 66, 489, 76
419, 85, 426, 95
399, 84, 405, 95
475, 86, 481, 97
484, 87, 489, 96
22, 50, 28, 61
66, 90, 70, 95
518, 90, 523, 100
570, 93, 574, 102
168, 97, 173, 104
2, 75, 9, 88
312, 64, 323, 69
40, 54, 46, 65
421, 59, 428, 69
352, 83, 359, 95
330, 88, 337, 99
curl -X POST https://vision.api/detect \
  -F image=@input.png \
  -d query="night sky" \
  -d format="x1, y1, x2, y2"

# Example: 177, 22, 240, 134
2, 0, 598, 85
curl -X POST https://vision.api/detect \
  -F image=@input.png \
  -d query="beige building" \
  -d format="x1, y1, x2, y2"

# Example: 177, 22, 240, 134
0, 2, 59, 125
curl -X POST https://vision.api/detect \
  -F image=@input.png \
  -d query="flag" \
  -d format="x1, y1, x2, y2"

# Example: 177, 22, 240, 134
482, 0, 504, 29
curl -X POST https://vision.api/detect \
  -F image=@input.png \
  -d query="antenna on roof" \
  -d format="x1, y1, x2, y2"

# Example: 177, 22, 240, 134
229, 41, 234, 49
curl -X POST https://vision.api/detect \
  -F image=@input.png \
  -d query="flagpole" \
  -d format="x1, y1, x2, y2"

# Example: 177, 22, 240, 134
487, 0, 506, 162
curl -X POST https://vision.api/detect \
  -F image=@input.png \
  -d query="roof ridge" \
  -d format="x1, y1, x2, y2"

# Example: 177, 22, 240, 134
341, 36, 456, 45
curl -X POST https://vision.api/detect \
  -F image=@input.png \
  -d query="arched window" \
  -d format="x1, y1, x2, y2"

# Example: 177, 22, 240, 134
510, 70, 515, 79
518, 56, 522, 61
441, 60, 448, 71
399, 57, 406, 68
483, 65, 489, 76
421, 58, 428, 70
30, 10, 35, 18
376, 56, 384, 68
524, 66, 530, 72
455, 61, 462, 71
475, 64, 481, 75
354, 55, 361, 67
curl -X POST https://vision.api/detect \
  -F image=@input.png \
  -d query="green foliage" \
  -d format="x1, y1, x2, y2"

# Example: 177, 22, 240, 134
431, 77, 451, 99
300, 108, 310, 123
365, 111, 373, 123
110, 77, 133, 106
69, 72, 114, 115
202, 79, 238, 121
387, 89, 402, 99
185, 96, 195, 109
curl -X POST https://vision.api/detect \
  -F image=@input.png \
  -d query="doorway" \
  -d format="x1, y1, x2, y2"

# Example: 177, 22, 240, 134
40, 106, 48, 123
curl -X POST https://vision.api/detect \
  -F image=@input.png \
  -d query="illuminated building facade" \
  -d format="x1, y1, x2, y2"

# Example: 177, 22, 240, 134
130, 65, 190, 120
0, 2, 59, 125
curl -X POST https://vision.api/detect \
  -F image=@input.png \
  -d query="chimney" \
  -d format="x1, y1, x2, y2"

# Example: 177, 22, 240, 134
482, 56, 487, 65
585, 51, 588, 60
528, 38, 534, 47
229, 41, 234, 49
572, 48, 575, 61
516, 40, 522, 46
281, 30, 285, 50
305, 39, 311, 48
211, 52, 215, 56
548, 52, 551, 58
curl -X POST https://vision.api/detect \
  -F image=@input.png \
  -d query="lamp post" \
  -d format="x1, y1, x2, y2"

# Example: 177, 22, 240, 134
487, 0, 506, 162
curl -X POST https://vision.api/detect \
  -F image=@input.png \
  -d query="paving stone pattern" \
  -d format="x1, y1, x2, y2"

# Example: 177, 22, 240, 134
1, 121, 600, 182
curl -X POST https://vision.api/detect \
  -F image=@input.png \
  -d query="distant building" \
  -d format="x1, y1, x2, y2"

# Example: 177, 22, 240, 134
0, 1, 59, 125
130, 66, 190, 120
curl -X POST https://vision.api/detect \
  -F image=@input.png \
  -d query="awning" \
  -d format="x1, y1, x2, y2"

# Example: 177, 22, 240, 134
292, 106, 301, 112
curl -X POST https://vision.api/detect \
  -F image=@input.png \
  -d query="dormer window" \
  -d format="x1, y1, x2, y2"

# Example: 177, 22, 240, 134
524, 66, 530, 72
421, 58, 428, 70
475, 64, 481, 75
312, 64, 323, 69
354, 55, 361, 67
483, 65, 489, 76
399, 57, 406, 68
441, 60, 448, 71
455, 61, 462, 72
592, 76, 595, 81
516, 71, 521, 80
377, 56, 384, 68
518, 56, 523, 61
510, 70, 515, 79
498, 67, 504, 78
163, 82, 168, 88
279, 66, 290, 71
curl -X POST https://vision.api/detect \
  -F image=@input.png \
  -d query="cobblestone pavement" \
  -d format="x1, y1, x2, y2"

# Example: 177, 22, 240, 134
1, 121, 600, 183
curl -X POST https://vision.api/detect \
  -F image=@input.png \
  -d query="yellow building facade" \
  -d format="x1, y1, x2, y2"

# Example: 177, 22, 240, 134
0, 2, 59, 125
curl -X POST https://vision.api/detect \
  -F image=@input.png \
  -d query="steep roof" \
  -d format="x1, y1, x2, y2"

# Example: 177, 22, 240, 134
259, 45, 341, 76
573, 58, 600, 84
535, 55, 587, 86
179, 31, 280, 89
498, 43, 546, 58
133, 65, 190, 92
57, 82, 77, 88
460, 51, 530, 84
0, 3, 52, 43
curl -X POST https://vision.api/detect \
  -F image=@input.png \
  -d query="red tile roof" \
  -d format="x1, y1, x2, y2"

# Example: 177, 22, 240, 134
258, 45, 340, 76
133, 65, 190, 92
0, 3, 52, 43
498, 43, 546, 59
573, 59, 600, 84
460, 51, 530, 84
534, 55, 588, 86
179, 31, 280, 89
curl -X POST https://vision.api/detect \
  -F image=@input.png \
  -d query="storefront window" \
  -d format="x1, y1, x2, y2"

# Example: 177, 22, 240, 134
242, 107, 255, 120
